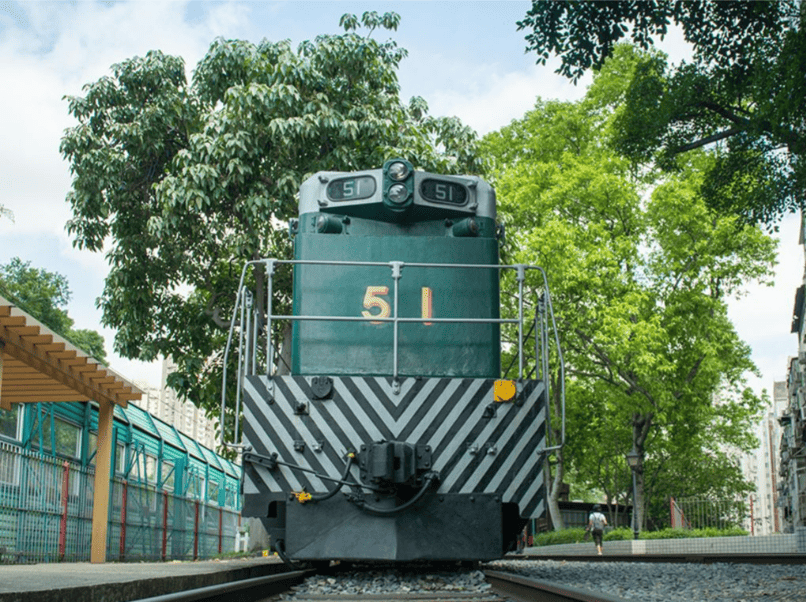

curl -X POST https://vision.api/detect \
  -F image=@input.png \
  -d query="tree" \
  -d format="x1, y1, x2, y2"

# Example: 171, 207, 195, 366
482, 45, 774, 530
0, 257, 107, 363
60, 12, 482, 424
517, 0, 806, 227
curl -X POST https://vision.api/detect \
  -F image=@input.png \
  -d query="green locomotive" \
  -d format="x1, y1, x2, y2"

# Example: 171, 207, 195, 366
291, 158, 499, 378
228, 159, 563, 562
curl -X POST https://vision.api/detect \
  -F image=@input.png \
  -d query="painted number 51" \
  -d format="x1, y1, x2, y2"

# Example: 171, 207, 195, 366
362, 286, 433, 326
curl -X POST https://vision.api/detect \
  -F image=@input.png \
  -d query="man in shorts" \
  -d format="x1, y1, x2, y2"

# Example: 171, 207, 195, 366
587, 504, 607, 555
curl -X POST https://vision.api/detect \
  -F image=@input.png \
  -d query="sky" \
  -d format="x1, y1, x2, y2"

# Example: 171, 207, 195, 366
0, 0, 801, 401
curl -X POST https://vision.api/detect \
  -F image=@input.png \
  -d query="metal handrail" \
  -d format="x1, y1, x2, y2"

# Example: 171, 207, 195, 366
220, 258, 565, 452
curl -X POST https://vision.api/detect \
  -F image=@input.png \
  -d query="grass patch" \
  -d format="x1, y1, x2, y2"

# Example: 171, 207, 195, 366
531, 526, 748, 547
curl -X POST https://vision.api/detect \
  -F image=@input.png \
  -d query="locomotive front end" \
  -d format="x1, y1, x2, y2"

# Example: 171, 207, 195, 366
228, 160, 562, 562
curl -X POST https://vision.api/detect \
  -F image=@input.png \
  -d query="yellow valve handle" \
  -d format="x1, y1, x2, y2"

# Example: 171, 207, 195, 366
293, 490, 312, 503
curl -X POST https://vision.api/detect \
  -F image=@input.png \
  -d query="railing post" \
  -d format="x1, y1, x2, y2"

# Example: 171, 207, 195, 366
516, 264, 526, 379
266, 259, 275, 376
119, 481, 127, 561
59, 461, 70, 561
218, 508, 223, 555
390, 261, 403, 387
193, 501, 200, 560
161, 490, 169, 561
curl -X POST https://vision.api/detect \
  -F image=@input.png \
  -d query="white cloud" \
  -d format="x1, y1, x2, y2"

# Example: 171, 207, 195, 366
1, 0, 802, 398
0, 1, 254, 387
428, 61, 589, 136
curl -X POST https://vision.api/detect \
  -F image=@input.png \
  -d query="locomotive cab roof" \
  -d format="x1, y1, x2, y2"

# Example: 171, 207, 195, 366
299, 159, 496, 223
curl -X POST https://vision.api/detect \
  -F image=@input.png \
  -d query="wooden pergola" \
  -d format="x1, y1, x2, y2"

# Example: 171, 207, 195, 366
0, 295, 143, 563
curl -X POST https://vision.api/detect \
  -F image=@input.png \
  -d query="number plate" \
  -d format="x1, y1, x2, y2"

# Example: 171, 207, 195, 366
420, 179, 468, 205
326, 176, 377, 201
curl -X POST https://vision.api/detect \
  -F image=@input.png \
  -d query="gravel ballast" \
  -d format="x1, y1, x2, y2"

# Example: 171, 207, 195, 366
279, 568, 493, 598
488, 559, 806, 601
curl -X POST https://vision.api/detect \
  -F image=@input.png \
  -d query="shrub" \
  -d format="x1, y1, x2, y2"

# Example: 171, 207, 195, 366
531, 526, 748, 546
531, 528, 588, 547
603, 527, 634, 541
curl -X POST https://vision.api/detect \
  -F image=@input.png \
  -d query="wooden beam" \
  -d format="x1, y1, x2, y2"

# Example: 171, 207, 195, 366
0, 315, 25, 327
0, 348, 6, 411
12, 326, 42, 336
3, 383, 71, 392
22, 335, 58, 345
2, 393, 92, 403
36, 343, 66, 353
91, 399, 114, 563
0, 322, 123, 407
72, 363, 101, 374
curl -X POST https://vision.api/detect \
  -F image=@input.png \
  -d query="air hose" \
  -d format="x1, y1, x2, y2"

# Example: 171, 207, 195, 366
350, 472, 439, 515
309, 454, 355, 502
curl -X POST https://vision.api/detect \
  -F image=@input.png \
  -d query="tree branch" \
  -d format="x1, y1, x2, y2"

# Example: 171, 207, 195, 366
672, 127, 745, 154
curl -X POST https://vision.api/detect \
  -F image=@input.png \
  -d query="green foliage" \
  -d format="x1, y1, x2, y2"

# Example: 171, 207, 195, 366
640, 527, 748, 540
0, 257, 107, 363
518, 0, 806, 227
532, 526, 748, 546
60, 14, 482, 425
482, 45, 774, 530
532, 528, 589, 547
602, 528, 634, 542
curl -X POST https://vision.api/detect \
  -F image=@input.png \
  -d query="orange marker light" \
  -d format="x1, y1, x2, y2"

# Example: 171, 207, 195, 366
494, 380, 517, 403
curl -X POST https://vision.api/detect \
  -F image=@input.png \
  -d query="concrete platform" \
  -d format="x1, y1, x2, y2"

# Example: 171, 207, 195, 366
522, 531, 805, 558
0, 556, 285, 602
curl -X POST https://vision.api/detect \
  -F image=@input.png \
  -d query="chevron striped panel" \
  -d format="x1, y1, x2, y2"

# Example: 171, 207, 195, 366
242, 375, 547, 519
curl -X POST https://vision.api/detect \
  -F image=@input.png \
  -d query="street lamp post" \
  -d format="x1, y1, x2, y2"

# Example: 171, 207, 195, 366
625, 446, 640, 540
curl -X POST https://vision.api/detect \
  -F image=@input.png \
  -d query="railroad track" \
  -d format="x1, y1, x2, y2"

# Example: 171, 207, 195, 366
485, 570, 626, 602
129, 565, 626, 602
129, 568, 311, 602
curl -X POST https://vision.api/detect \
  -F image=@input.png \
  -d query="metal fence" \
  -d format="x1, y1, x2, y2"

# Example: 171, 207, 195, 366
108, 478, 239, 561
0, 440, 239, 563
670, 496, 749, 531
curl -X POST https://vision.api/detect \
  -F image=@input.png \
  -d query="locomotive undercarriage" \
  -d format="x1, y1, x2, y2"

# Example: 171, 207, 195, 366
250, 491, 522, 561
240, 374, 546, 562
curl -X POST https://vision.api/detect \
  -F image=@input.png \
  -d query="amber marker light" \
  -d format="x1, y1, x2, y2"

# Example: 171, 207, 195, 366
493, 380, 517, 403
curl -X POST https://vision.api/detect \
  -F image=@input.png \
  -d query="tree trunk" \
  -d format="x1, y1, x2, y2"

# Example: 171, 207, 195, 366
277, 322, 293, 375
546, 451, 565, 530
546, 372, 566, 530
632, 412, 653, 531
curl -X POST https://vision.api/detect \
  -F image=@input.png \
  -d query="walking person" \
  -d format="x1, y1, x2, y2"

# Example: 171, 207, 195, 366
587, 504, 607, 555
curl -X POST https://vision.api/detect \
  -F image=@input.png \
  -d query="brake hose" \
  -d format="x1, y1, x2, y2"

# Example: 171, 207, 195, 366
351, 472, 438, 515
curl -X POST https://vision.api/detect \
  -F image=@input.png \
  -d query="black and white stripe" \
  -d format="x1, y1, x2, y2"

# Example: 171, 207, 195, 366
243, 375, 547, 518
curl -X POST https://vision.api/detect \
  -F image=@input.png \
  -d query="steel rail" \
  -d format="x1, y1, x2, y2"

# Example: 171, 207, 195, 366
129, 568, 310, 602
484, 570, 628, 602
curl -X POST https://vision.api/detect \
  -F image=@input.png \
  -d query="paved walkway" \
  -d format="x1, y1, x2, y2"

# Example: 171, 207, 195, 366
0, 556, 283, 602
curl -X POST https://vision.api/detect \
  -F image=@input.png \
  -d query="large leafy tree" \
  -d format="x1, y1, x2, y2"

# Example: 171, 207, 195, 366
0, 257, 107, 362
483, 46, 774, 529
61, 13, 482, 423
518, 0, 806, 227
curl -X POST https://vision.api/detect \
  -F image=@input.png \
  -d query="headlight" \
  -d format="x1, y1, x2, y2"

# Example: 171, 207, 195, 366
387, 183, 409, 204
387, 161, 410, 181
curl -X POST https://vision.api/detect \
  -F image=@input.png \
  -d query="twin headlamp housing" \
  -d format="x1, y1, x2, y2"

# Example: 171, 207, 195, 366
383, 159, 414, 211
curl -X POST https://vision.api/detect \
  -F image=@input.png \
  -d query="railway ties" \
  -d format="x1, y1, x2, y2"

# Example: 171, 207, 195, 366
273, 592, 506, 602
265, 568, 626, 602
128, 565, 625, 602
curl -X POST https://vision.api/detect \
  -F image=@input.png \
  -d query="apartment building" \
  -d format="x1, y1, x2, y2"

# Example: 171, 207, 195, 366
134, 359, 218, 450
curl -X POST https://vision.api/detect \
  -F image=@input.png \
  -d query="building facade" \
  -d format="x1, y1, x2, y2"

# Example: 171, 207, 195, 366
135, 359, 217, 451
779, 215, 806, 534
742, 381, 788, 534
